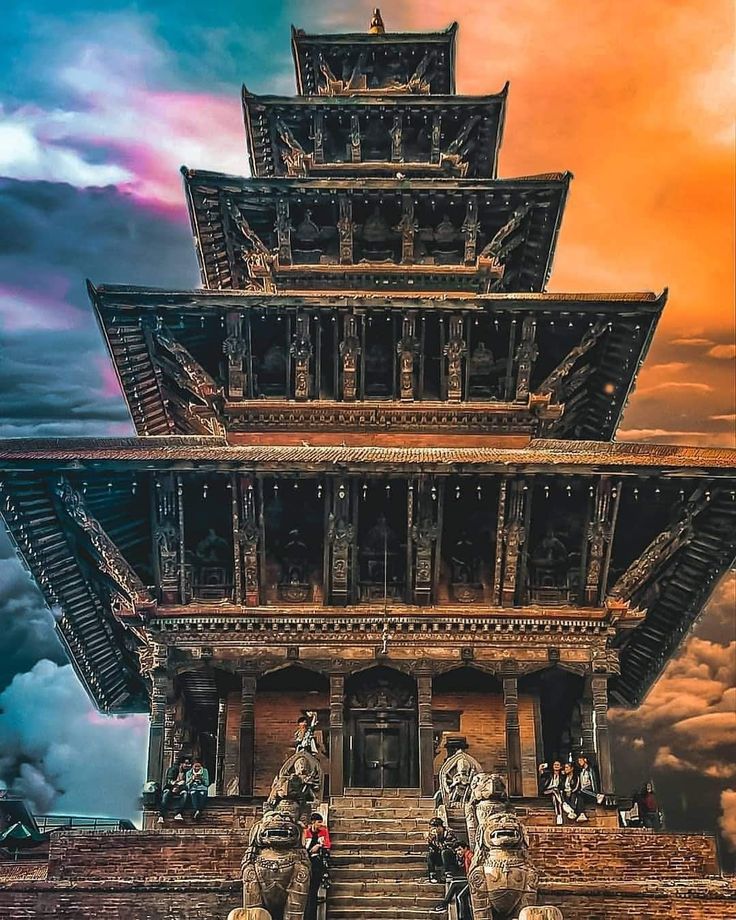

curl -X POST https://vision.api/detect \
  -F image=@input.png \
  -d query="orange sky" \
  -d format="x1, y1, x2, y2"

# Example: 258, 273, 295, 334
344, 0, 735, 445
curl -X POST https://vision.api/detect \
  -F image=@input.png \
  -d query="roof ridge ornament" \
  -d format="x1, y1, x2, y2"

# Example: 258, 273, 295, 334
369, 8, 385, 34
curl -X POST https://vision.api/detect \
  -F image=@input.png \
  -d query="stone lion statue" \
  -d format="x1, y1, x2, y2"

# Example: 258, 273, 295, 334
467, 807, 539, 920
464, 771, 508, 850
227, 802, 311, 920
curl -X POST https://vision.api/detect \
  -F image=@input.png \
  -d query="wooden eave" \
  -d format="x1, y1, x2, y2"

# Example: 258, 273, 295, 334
89, 284, 664, 441
291, 22, 458, 95
182, 169, 571, 294
241, 88, 508, 178
0, 437, 733, 475
0, 473, 149, 714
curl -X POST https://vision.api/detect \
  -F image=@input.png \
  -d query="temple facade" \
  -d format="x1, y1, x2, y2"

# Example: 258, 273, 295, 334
0, 10, 735, 920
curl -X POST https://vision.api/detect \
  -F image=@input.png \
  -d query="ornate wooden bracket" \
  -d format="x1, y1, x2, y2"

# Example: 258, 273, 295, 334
55, 477, 154, 617
349, 113, 362, 162
610, 488, 709, 601
226, 200, 277, 293
536, 320, 608, 402
462, 195, 480, 264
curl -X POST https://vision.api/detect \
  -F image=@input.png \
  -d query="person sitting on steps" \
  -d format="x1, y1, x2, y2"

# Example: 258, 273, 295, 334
186, 760, 210, 821
561, 762, 588, 823
432, 842, 474, 917
426, 817, 460, 883
304, 812, 332, 920
157, 754, 191, 824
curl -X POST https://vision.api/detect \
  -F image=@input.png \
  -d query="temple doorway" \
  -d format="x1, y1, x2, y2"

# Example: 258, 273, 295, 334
345, 667, 418, 789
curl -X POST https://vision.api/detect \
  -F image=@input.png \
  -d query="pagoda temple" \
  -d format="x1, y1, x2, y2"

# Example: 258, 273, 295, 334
0, 10, 735, 920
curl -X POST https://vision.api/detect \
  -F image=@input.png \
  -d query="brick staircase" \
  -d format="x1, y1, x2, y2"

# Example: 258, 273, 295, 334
327, 788, 441, 919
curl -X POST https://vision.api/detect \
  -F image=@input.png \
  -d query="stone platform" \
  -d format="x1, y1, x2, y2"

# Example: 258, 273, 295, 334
0, 792, 734, 919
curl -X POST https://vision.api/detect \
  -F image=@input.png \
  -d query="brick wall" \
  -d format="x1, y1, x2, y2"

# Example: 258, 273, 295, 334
433, 690, 538, 786
254, 690, 329, 796
529, 828, 719, 881
539, 890, 736, 920
47, 831, 248, 881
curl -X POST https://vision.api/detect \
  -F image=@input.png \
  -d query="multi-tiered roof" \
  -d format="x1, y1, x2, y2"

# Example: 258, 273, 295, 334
0, 11, 734, 717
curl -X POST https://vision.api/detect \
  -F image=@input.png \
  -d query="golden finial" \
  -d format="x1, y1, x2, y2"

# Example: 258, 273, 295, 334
369, 8, 385, 34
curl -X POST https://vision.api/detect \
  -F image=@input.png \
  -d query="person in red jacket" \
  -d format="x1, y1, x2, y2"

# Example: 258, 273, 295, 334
304, 812, 331, 920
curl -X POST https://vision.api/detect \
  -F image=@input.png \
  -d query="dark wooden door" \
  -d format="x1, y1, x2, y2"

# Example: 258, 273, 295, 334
353, 717, 415, 788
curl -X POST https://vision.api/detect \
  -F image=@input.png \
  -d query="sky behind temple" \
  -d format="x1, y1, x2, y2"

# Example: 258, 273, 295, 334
0, 0, 734, 855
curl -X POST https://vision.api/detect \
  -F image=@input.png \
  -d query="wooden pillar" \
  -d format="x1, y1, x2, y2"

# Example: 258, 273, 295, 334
214, 697, 227, 796
503, 673, 523, 797
146, 671, 170, 783
590, 674, 614, 792
329, 672, 345, 797
238, 671, 257, 797
580, 687, 595, 756
417, 672, 434, 797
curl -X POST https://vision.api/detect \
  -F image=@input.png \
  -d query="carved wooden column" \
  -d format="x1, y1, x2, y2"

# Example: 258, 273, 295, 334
397, 313, 418, 401
515, 316, 538, 400
146, 671, 171, 783
349, 114, 362, 162
340, 314, 360, 400
329, 672, 346, 796
584, 478, 618, 605
337, 195, 353, 264
410, 479, 440, 605
444, 315, 466, 402
234, 475, 260, 606
291, 313, 312, 400
312, 110, 325, 164
275, 196, 293, 264
398, 194, 416, 264
214, 697, 227, 796
430, 112, 441, 163
462, 195, 480, 265
502, 668, 523, 797
390, 112, 404, 162
580, 687, 595, 756
238, 670, 258, 797
327, 480, 354, 604
223, 311, 247, 399
153, 473, 184, 605
590, 674, 614, 792
416, 671, 435, 797
497, 478, 529, 606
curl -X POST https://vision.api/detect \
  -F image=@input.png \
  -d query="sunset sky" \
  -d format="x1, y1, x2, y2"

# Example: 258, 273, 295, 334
0, 0, 733, 855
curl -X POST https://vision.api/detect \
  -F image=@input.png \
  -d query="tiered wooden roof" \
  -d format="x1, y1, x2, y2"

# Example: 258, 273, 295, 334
89, 285, 664, 441
0, 437, 733, 710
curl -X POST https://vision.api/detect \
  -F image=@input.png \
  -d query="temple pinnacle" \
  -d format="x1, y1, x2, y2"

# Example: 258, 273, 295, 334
369, 8, 385, 34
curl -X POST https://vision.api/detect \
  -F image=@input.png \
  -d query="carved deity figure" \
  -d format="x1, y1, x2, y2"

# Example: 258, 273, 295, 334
531, 528, 569, 588
467, 807, 539, 920
437, 751, 482, 816
266, 752, 322, 819
294, 210, 321, 244
227, 801, 311, 920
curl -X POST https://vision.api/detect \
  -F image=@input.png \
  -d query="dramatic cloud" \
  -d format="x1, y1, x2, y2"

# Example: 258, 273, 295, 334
1, 14, 245, 213
0, 659, 147, 819
721, 789, 736, 852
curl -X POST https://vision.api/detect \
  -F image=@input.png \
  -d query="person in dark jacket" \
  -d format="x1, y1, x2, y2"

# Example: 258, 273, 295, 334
426, 817, 460, 883
634, 782, 661, 829
576, 754, 606, 806
562, 762, 587, 822
157, 754, 192, 824
538, 759, 565, 825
